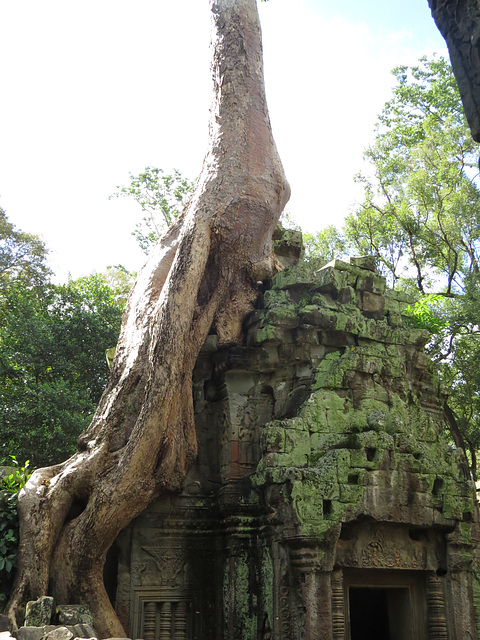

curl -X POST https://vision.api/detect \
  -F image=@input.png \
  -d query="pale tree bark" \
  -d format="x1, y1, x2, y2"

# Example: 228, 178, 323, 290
5, 1, 290, 637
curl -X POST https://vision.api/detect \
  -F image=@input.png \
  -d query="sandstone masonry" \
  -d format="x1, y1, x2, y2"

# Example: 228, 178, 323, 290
113, 241, 480, 640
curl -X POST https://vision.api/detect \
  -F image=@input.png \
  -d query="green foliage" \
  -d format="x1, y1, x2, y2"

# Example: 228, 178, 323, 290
0, 273, 125, 467
0, 457, 32, 609
404, 294, 450, 333
0, 207, 51, 289
110, 167, 194, 253
0, 213, 130, 468
345, 56, 479, 292
2, 457, 32, 494
434, 277, 480, 476
303, 225, 346, 263
100, 264, 136, 308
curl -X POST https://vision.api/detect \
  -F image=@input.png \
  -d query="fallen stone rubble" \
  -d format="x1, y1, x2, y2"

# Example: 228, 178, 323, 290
2, 597, 133, 640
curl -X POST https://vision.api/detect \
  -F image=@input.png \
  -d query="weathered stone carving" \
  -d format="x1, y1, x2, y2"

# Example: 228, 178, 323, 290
330, 570, 345, 640
142, 602, 155, 640
140, 548, 187, 588
337, 523, 446, 572
426, 572, 448, 639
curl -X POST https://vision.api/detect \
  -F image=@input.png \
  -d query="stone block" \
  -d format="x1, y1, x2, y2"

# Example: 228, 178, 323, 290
15, 628, 44, 640
314, 265, 347, 294
260, 425, 286, 454
56, 606, 93, 627
310, 292, 338, 310
278, 451, 309, 468
299, 306, 337, 329
263, 288, 288, 307
319, 330, 356, 348
325, 406, 348, 432
338, 286, 355, 304
271, 262, 318, 289
348, 256, 377, 271
265, 306, 300, 329
359, 291, 385, 318
339, 483, 365, 504
307, 342, 324, 360
72, 624, 97, 638
25, 597, 55, 627
386, 288, 412, 304
309, 432, 340, 456
246, 324, 293, 346
284, 429, 311, 457
43, 627, 57, 635
295, 324, 320, 346
44, 628, 73, 640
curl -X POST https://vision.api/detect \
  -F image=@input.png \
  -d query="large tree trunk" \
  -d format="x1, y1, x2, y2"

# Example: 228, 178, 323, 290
5, 1, 290, 637
429, 0, 480, 141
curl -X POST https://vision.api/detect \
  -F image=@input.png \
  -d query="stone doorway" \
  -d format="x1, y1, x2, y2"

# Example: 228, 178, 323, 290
348, 586, 413, 640
343, 570, 426, 640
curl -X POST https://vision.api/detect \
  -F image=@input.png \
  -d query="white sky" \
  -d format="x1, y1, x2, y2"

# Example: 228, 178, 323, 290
0, 0, 448, 281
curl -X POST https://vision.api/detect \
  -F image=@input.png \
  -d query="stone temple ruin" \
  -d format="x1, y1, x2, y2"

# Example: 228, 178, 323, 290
110, 231, 480, 639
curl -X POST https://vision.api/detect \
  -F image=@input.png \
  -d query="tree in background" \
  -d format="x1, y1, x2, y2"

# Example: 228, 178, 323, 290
0, 211, 129, 468
0, 273, 126, 468
110, 167, 194, 253
345, 56, 479, 292
309, 56, 480, 476
0, 208, 51, 288
303, 224, 346, 264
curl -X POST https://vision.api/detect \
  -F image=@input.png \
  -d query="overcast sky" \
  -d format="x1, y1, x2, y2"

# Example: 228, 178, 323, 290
0, 0, 447, 281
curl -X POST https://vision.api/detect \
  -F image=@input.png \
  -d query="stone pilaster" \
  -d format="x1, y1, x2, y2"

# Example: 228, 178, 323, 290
426, 572, 448, 639
331, 570, 345, 640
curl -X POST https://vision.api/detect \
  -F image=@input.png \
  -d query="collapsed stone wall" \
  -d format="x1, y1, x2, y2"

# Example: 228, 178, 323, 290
115, 249, 480, 640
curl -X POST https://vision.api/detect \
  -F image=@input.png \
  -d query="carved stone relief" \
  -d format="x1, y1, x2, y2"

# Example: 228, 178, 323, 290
336, 523, 446, 572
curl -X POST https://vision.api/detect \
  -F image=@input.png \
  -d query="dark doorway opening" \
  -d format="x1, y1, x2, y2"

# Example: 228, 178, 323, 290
349, 586, 413, 640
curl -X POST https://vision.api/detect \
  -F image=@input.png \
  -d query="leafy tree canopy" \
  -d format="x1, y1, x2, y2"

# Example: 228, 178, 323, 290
347, 56, 479, 293
0, 273, 125, 467
0, 209, 131, 467
0, 208, 51, 288
110, 167, 194, 253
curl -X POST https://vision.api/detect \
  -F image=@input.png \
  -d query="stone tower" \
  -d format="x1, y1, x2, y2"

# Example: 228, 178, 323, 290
113, 240, 480, 639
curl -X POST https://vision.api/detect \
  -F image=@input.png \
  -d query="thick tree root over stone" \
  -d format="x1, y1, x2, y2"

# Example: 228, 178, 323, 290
5, 1, 290, 637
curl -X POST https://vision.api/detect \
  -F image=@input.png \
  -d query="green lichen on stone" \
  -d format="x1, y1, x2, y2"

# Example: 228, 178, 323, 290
271, 260, 320, 289
264, 305, 300, 329
260, 545, 274, 628
473, 562, 480, 639
249, 254, 477, 567
263, 288, 289, 308
224, 551, 257, 640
